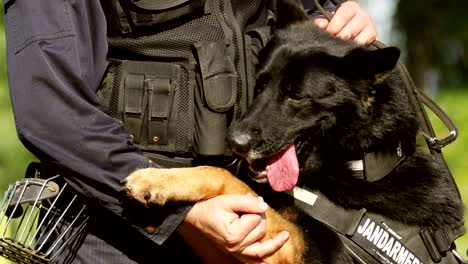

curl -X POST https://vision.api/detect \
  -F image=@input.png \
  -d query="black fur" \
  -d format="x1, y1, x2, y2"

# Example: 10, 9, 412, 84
226, 11, 465, 263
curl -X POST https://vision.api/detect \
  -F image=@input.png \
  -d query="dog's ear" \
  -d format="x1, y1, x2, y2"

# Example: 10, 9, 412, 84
342, 47, 401, 84
337, 47, 400, 113
275, 0, 309, 29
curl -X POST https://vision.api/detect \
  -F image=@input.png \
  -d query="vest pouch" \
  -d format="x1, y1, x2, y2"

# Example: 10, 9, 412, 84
98, 60, 184, 153
147, 77, 173, 146
125, 61, 179, 150
124, 73, 145, 144
193, 40, 237, 156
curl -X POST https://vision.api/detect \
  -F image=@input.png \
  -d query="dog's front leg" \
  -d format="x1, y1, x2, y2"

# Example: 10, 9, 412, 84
124, 166, 305, 264
124, 166, 254, 207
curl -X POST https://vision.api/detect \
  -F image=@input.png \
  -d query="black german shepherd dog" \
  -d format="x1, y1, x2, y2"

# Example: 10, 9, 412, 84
124, 1, 465, 263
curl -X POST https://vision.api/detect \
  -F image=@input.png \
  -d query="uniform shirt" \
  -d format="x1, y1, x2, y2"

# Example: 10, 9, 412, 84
3, 0, 336, 258
3, 0, 191, 248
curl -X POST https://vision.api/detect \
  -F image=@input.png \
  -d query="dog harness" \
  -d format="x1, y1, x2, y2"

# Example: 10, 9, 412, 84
287, 185, 466, 264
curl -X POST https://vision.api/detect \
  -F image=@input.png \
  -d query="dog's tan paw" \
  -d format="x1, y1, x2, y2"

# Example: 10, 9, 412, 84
123, 168, 173, 207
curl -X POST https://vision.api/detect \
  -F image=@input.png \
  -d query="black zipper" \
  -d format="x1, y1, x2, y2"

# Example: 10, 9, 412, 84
220, 0, 249, 120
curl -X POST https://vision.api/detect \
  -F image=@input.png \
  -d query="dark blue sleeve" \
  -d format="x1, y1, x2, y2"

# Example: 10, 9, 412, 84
3, 0, 189, 245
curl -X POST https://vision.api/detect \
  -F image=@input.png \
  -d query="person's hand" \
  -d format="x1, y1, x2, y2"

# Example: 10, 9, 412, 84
314, 1, 379, 46
182, 194, 289, 263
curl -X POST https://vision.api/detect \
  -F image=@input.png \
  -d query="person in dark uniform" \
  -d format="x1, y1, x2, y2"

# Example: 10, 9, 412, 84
2, 0, 378, 263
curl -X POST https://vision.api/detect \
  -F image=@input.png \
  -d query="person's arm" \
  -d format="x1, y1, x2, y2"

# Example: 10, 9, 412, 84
3, 0, 188, 245
3, 1, 286, 258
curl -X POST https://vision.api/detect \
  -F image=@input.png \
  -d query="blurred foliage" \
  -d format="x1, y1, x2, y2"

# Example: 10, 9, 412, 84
0, 6, 35, 193
395, 0, 468, 90
428, 88, 468, 258
0, 6, 35, 264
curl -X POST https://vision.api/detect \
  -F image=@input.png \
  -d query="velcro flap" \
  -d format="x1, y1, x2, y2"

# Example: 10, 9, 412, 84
148, 77, 172, 118
194, 40, 237, 112
125, 73, 145, 114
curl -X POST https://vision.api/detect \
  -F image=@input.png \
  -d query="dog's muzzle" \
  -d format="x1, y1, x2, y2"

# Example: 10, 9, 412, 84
0, 169, 88, 264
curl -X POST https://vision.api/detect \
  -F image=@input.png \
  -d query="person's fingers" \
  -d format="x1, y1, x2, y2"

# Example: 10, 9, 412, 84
224, 194, 269, 214
325, 1, 359, 36
234, 213, 267, 249
353, 24, 379, 46
335, 11, 366, 40
313, 17, 329, 29
337, 11, 377, 43
227, 213, 265, 248
240, 231, 290, 259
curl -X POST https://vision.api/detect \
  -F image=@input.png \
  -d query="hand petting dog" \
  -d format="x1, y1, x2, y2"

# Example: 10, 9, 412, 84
314, 1, 379, 46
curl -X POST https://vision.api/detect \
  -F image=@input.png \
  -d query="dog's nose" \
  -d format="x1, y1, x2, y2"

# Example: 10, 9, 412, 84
226, 130, 252, 156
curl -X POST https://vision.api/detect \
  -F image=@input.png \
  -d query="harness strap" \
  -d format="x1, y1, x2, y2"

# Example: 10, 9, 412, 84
432, 225, 466, 253
341, 237, 382, 264
421, 225, 467, 263
287, 186, 366, 236
415, 89, 458, 150
287, 186, 465, 264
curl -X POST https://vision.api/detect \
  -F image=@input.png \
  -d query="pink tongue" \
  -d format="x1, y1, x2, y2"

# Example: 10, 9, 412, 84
266, 145, 299, 192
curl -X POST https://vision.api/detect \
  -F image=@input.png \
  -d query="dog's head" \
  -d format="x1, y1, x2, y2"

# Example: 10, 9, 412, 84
227, 24, 418, 192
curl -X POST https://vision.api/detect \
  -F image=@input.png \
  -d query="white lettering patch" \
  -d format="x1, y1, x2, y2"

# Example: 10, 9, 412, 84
352, 216, 423, 264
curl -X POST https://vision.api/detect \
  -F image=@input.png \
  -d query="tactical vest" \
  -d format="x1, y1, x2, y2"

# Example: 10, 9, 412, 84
97, 0, 275, 166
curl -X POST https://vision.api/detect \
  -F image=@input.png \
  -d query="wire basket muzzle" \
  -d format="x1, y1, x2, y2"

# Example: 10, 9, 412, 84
0, 175, 88, 264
